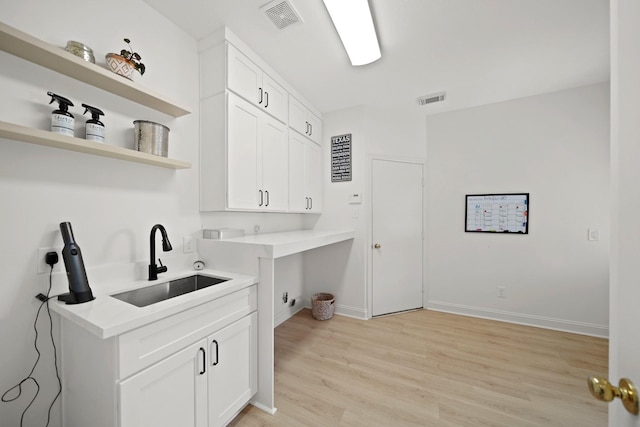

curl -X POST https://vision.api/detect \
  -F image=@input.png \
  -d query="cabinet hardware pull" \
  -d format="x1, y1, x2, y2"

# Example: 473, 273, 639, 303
310, 197, 312, 210
265, 190, 270, 206
305, 197, 309, 209
258, 87, 263, 105
212, 340, 219, 366
265, 91, 269, 108
199, 347, 206, 375
309, 123, 312, 136
259, 189, 263, 206
305, 121, 309, 135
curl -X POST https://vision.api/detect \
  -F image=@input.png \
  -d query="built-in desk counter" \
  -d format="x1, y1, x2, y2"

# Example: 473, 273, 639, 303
208, 229, 355, 259
197, 229, 354, 416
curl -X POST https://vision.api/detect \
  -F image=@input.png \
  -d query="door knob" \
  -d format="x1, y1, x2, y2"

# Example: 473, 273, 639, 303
588, 376, 639, 415
373, 243, 381, 249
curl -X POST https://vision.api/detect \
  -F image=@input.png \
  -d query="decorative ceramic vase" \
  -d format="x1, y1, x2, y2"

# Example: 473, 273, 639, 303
105, 53, 136, 80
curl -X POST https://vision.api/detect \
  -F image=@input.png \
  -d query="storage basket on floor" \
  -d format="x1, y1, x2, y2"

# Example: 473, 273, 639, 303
311, 293, 335, 320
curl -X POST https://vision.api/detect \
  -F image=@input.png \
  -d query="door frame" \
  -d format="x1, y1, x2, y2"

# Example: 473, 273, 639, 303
367, 154, 427, 319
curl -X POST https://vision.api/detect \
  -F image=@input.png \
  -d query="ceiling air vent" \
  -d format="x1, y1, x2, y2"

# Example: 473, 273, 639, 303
417, 91, 446, 106
262, 0, 303, 30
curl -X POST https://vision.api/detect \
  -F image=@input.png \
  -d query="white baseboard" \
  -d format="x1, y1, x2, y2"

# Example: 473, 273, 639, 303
274, 303, 306, 327
427, 300, 608, 338
301, 303, 368, 321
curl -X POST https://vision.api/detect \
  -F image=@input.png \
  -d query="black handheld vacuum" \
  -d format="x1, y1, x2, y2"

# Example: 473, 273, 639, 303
57, 222, 95, 304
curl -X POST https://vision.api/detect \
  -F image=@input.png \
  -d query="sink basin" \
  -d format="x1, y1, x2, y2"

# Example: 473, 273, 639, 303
111, 274, 229, 307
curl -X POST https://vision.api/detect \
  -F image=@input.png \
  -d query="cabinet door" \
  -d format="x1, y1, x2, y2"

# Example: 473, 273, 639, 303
208, 312, 258, 427
305, 141, 323, 212
288, 132, 307, 212
288, 95, 308, 136
227, 44, 260, 106
119, 339, 208, 427
262, 73, 288, 123
307, 111, 322, 145
260, 114, 289, 211
227, 93, 260, 210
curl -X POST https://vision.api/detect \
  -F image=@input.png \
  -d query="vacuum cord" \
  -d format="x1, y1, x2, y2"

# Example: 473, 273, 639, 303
1, 265, 62, 426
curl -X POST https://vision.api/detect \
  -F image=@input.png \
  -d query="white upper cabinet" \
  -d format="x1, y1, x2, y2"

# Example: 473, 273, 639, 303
227, 44, 287, 123
289, 132, 322, 213
199, 27, 322, 213
289, 95, 322, 145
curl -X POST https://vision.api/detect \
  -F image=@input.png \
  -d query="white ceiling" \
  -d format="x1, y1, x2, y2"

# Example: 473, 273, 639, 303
144, 0, 609, 115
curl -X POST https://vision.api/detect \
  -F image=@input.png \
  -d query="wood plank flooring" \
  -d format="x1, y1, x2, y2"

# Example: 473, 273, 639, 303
230, 309, 608, 426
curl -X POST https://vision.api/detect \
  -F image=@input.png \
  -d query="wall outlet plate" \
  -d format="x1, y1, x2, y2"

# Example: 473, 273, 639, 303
37, 247, 63, 274
183, 236, 194, 253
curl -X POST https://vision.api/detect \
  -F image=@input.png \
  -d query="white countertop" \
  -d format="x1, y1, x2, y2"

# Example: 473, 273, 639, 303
209, 229, 355, 258
50, 268, 257, 339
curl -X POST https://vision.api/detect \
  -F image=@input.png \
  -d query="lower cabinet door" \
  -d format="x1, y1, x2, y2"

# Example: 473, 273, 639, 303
119, 338, 208, 427
208, 312, 258, 427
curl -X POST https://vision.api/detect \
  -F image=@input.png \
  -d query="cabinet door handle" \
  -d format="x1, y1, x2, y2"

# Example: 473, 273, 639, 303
305, 121, 309, 135
305, 197, 309, 209
211, 340, 219, 366
265, 190, 270, 207
264, 91, 269, 108
309, 123, 312, 136
258, 87, 263, 105
259, 189, 263, 206
198, 347, 206, 375
310, 197, 313, 210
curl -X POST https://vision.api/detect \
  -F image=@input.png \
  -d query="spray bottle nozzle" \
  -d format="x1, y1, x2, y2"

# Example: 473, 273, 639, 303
81, 103, 105, 120
47, 91, 74, 112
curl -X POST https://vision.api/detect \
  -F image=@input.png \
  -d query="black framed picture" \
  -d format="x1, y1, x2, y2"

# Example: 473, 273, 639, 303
465, 193, 529, 234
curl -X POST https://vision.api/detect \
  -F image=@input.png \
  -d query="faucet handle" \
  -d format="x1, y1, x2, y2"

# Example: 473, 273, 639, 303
157, 258, 168, 274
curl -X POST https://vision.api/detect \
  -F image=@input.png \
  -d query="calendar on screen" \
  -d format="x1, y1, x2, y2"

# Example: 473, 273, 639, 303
465, 193, 529, 234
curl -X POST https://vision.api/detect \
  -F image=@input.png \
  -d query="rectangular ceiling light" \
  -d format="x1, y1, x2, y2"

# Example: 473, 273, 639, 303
322, 0, 381, 66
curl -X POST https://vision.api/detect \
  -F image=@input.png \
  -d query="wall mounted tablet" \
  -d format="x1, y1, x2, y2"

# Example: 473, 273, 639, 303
465, 193, 529, 234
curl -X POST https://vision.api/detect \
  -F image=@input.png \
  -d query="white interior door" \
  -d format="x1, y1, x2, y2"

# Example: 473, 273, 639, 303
608, 1, 640, 425
371, 159, 423, 316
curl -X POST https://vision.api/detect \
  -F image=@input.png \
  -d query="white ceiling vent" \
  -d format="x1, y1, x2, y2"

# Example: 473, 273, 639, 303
261, 0, 303, 30
417, 91, 447, 106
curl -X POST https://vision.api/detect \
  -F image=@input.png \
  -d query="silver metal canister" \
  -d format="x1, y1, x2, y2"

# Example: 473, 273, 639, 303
64, 41, 95, 63
133, 120, 169, 157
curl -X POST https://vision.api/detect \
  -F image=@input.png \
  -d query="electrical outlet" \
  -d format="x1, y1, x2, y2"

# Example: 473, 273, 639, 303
588, 228, 600, 241
497, 286, 506, 298
37, 247, 63, 274
282, 292, 288, 304
289, 298, 296, 307
183, 236, 194, 254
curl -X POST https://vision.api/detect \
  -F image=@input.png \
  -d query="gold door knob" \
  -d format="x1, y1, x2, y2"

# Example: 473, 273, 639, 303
588, 376, 639, 415
373, 243, 381, 249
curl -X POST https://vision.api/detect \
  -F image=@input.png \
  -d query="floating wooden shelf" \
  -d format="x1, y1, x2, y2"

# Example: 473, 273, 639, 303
0, 121, 191, 169
0, 22, 191, 118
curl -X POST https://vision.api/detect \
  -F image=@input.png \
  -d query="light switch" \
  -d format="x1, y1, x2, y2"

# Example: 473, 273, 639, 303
588, 228, 600, 241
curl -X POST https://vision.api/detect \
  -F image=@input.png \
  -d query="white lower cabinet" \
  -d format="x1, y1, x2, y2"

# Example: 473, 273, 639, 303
119, 312, 257, 427
59, 285, 258, 427
208, 312, 258, 426
119, 339, 209, 427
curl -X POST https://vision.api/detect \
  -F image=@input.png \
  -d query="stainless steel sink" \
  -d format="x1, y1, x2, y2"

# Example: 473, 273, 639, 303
111, 274, 229, 307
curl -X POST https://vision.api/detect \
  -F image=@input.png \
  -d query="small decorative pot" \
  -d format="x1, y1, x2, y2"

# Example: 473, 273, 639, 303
105, 53, 136, 80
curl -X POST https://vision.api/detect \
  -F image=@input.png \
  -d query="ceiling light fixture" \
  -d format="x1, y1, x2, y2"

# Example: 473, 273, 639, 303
322, 0, 381, 66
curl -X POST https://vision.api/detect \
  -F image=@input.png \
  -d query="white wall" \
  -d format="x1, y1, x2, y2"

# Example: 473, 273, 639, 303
0, 1, 303, 425
426, 83, 610, 336
303, 105, 427, 318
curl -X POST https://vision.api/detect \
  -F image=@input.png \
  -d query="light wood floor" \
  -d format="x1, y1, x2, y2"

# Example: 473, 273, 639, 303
230, 309, 608, 427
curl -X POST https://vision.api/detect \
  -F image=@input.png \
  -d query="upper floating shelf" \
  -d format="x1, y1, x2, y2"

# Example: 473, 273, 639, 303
0, 22, 191, 118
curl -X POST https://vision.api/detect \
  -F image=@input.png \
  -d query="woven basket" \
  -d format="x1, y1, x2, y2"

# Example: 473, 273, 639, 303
311, 293, 335, 320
